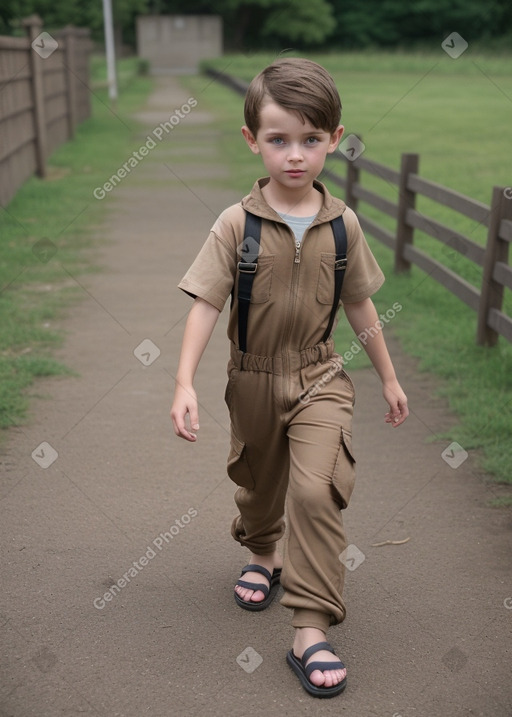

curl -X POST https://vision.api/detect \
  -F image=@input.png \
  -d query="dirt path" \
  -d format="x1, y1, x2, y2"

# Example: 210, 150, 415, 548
1, 76, 511, 717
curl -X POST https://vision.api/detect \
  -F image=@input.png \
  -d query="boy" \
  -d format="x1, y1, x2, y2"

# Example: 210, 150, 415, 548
171, 58, 408, 698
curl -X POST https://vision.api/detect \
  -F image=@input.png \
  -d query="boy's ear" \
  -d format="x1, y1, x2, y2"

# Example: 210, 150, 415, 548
328, 125, 345, 154
241, 126, 260, 154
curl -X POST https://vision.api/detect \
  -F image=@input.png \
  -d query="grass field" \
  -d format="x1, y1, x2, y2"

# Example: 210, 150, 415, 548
186, 51, 512, 493
0, 58, 152, 433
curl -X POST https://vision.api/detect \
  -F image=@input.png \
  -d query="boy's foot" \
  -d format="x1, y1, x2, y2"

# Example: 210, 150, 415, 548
292, 627, 346, 689
234, 551, 282, 605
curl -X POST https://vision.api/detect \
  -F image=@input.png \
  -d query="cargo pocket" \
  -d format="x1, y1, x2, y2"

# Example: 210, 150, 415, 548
250, 255, 275, 304
331, 428, 356, 510
226, 428, 255, 490
316, 253, 336, 304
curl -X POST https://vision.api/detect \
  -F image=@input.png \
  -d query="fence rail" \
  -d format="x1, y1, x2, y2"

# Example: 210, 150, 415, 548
0, 15, 92, 208
205, 67, 512, 346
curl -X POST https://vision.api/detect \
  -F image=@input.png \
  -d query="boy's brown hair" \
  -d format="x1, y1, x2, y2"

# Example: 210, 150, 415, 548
244, 58, 342, 137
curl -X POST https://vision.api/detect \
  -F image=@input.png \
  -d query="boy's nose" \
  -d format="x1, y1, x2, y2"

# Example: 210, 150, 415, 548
287, 144, 303, 162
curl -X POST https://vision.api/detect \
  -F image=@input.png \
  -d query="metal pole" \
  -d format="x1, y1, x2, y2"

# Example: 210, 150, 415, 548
102, 0, 118, 107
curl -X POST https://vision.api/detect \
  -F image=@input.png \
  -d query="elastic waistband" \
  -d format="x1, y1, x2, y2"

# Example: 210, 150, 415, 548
230, 338, 335, 373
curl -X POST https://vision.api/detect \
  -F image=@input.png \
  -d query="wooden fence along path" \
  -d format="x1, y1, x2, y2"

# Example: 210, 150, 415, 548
205, 67, 512, 347
0, 15, 92, 208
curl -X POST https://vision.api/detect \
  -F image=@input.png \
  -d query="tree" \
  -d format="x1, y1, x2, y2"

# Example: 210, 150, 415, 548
328, 0, 512, 48
0, 0, 148, 43
261, 0, 335, 46
2, 0, 510, 48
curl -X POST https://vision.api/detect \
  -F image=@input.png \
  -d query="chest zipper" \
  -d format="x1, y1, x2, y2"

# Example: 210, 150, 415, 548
281, 236, 302, 408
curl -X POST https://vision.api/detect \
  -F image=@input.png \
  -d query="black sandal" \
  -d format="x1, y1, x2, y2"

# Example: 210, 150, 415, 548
286, 641, 347, 698
234, 564, 282, 611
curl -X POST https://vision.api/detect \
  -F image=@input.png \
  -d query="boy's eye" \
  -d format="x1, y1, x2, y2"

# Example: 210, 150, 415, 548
271, 137, 284, 145
306, 137, 319, 145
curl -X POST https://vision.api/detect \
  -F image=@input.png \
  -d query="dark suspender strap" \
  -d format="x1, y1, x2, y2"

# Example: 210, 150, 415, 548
237, 211, 262, 354
321, 215, 347, 344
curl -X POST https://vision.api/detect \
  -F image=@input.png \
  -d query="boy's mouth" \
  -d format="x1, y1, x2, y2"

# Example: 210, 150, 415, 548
285, 169, 306, 176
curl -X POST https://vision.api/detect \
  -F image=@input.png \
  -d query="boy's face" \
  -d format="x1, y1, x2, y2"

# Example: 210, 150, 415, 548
242, 99, 344, 193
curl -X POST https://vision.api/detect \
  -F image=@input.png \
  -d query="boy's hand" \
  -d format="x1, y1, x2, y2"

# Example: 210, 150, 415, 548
171, 383, 200, 441
383, 379, 409, 428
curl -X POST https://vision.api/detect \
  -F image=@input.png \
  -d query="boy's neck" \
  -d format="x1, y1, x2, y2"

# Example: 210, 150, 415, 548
261, 180, 323, 217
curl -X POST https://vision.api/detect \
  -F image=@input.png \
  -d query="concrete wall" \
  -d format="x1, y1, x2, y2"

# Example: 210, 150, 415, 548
136, 15, 222, 74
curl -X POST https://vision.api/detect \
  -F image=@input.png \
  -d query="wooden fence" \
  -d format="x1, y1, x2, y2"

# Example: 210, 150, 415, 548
205, 67, 512, 347
0, 15, 92, 208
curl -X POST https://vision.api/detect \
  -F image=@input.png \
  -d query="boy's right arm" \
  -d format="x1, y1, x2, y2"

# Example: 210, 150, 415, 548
170, 297, 221, 442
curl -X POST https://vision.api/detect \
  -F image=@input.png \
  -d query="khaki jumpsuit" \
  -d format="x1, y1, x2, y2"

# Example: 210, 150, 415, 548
179, 178, 384, 632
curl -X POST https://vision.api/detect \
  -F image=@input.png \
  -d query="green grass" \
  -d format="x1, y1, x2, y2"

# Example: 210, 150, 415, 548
204, 49, 512, 79
0, 57, 153, 431
188, 52, 512, 490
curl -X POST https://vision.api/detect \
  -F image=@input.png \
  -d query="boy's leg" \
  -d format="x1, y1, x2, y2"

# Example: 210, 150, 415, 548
225, 364, 290, 599
280, 364, 355, 685
281, 406, 354, 629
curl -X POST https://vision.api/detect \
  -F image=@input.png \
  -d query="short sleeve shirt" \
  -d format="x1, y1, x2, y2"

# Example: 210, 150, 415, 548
178, 178, 384, 356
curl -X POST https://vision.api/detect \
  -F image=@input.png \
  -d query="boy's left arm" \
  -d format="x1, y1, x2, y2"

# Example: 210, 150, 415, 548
343, 297, 409, 427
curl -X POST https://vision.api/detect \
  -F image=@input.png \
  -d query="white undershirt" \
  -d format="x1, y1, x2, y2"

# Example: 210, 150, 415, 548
277, 212, 318, 244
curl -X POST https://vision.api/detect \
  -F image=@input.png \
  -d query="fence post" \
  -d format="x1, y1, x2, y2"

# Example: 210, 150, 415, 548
476, 186, 512, 346
61, 25, 77, 139
22, 14, 47, 178
394, 153, 419, 273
